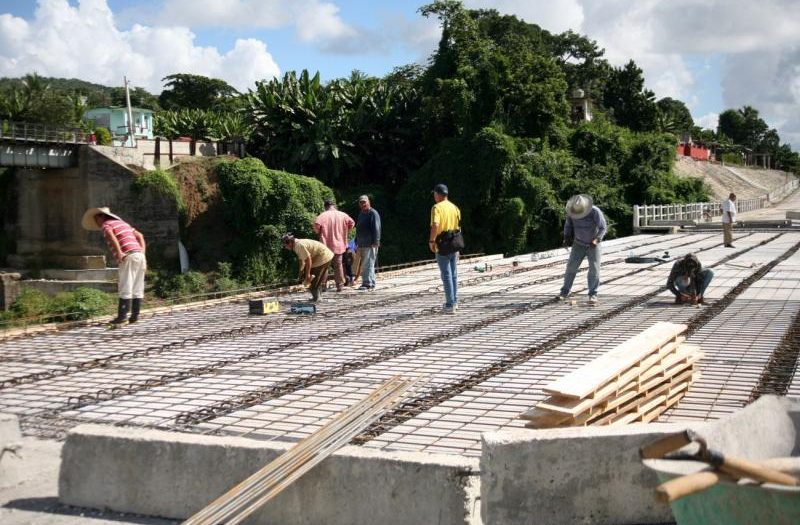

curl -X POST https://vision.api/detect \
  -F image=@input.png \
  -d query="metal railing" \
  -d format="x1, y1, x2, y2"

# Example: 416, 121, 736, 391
633, 177, 799, 229
0, 120, 91, 144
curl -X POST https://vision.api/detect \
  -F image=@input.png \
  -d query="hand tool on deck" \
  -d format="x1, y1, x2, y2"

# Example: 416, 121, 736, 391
640, 430, 799, 502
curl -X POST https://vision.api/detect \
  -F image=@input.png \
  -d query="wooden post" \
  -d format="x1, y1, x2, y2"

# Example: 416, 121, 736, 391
168, 138, 173, 163
154, 137, 161, 168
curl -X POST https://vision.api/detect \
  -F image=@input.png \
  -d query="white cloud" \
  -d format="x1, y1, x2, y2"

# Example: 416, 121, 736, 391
0, 0, 280, 93
158, 0, 356, 46
695, 112, 719, 131
464, 0, 584, 34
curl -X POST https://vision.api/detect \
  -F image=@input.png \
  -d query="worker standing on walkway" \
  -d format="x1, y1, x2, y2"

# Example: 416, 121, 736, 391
282, 233, 333, 302
558, 194, 606, 304
81, 207, 147, 325
667, 254, 714, 305
722, 193, 737, 247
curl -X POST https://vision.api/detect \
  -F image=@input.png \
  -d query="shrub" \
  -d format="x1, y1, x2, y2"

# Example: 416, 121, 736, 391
132, 168, 186, 213
94, 126, 112, 145
49, 288, 115, 321
152, 270, 208, 298
10, 288, 51, 319
721, 152, 745, 166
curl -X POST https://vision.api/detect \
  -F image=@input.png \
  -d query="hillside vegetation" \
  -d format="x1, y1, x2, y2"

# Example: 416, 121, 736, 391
3, 1, 799, 286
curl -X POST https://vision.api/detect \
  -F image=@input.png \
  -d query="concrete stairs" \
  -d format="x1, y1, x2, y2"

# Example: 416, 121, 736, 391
21, 268, 117, 295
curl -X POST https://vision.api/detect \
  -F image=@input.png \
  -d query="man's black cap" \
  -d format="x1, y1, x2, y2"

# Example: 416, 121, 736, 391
433, 183, 448, 196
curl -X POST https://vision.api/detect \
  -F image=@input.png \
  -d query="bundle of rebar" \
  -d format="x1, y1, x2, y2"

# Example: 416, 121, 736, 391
181, 375, 424, 525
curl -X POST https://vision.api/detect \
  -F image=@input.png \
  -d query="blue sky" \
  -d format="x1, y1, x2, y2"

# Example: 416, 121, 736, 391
0, 1, 798, 145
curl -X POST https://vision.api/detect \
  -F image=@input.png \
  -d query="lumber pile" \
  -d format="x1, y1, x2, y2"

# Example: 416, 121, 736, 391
520, 322, 702, 428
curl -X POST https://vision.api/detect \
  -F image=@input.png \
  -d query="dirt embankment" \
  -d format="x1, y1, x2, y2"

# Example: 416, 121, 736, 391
169, 156, 236, 271
674, 156, 796, 200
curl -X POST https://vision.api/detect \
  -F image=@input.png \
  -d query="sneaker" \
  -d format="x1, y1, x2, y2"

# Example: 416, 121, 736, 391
442, 305, 456, 314
357, 285, 371, 290
588, 295, 598, 304
556, 294, 567, 301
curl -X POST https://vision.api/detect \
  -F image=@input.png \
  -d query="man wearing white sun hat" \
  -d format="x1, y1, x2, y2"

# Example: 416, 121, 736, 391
558, 194, 606, 304
82, 206, 147, 325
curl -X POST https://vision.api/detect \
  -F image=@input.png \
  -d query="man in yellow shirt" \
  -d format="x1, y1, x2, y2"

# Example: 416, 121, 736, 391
282, 233, 334, 302
429, 184, 462, 314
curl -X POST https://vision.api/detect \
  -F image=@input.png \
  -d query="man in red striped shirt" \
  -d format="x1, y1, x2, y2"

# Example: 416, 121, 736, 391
82, 207, 147, 325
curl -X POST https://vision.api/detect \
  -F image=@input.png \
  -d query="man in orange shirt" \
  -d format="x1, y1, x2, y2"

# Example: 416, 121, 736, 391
314, 199, 355, 292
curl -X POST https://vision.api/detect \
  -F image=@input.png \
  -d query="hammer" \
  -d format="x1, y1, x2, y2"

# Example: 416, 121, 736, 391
640, 430, 799, 502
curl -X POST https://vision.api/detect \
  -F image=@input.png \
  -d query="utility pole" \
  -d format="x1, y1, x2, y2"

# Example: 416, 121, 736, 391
124, 76, 136, 147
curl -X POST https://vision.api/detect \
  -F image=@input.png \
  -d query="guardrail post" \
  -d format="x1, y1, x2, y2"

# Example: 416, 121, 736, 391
633, 205, 640, 231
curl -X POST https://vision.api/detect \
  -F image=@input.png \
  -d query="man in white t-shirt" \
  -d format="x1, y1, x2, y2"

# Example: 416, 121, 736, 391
721, 193, 737, 247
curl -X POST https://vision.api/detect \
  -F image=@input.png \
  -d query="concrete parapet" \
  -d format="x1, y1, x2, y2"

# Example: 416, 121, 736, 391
0, 272, 21, 310
480, 396, 799, 525
481, 423, 688, 525
59, 425, 481, 525
0, 413, 22, 488
786, 211, 800, 220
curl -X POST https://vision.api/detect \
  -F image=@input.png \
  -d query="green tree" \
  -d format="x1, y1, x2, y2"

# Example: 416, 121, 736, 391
602, 60, 657, 131
656, 97, 693, 135
109, 86, 160, 110
159, 74, 239, 111
717, 106, 769, 150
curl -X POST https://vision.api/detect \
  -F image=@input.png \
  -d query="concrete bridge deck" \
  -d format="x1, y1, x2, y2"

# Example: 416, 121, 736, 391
2, 229, 799, 460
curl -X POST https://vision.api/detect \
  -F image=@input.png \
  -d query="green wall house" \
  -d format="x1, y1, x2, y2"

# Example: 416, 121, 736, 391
83, 106, 154, 146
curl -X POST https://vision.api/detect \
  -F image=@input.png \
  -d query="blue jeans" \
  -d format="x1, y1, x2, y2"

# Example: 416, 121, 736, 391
359, 246, 378, 287
436, 252, 458, 307
560, 241, 601, 297
675, 269, 714, 297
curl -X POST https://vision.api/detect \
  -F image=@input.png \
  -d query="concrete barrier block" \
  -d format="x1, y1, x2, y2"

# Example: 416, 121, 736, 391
481, 422, 693, 525
59, 425, 480, 525
480, 396, 799, 525
786, 211, 800, 220
0, 413, 22, 488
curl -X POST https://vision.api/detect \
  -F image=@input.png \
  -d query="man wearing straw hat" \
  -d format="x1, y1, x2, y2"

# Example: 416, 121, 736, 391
81, 207, 147, 325
558, 194, 607, 304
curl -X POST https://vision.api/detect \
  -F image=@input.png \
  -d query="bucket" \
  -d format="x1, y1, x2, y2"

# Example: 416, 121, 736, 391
643, 457, 800, 525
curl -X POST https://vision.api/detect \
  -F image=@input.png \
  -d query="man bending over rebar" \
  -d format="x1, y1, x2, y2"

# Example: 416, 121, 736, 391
667, 254, 714, 305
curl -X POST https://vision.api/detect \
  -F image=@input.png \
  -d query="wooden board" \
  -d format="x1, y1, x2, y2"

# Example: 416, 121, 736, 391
530, 341, 696, 417
523, 363, 699, 429
569, 357, 699, 426
600, 372, 696, 426
542, 322, 687, 399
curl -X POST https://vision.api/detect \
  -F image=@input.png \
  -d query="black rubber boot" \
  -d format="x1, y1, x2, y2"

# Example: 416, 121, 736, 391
109, 298, 130, 325
128, 298, 142, 323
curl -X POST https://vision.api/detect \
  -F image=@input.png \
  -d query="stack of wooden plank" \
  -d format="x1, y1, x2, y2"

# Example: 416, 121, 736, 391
520, 322, 702, 429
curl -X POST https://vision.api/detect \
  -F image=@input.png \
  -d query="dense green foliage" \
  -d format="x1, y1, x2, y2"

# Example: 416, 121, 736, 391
1, 1, 799, 283
215, 157, 334, 283
131, 169, 185, 214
